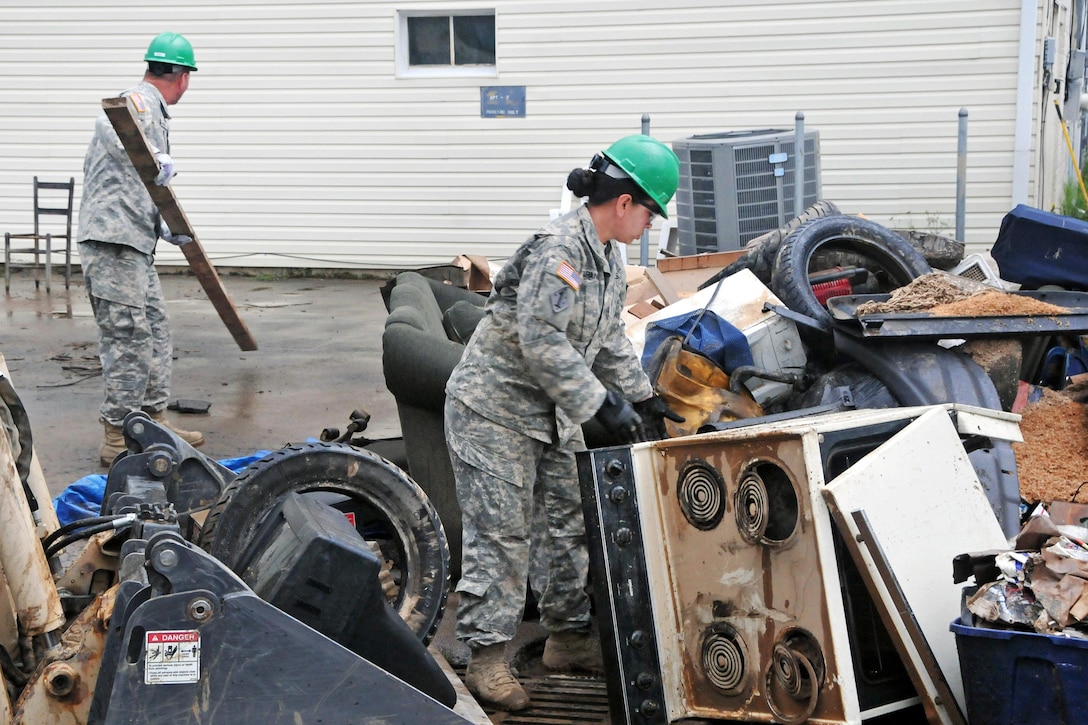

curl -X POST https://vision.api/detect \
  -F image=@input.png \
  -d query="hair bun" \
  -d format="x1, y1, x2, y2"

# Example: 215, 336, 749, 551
566, 167, 595, 197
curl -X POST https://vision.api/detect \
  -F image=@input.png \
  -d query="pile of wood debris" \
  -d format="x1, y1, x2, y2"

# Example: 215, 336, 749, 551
855, 271, 1068, 317
1016, 384, 1088, 505
852, 273, 1085, 505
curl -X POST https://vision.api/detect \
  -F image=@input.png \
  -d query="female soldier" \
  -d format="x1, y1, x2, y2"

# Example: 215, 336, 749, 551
444, 135, 683, 711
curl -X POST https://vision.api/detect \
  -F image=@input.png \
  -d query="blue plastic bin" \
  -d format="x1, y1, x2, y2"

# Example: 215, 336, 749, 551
951, 617, 1088, 724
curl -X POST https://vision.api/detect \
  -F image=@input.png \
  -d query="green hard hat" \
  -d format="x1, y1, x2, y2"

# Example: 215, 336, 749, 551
145, 32, 197, 71
602, 134, 679, 219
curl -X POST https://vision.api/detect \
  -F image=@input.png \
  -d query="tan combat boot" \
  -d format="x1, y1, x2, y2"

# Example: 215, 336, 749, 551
144, 408, 205, 448
464, 643, 530, 711
100, 419, 126, 468
542, 627, 605, 675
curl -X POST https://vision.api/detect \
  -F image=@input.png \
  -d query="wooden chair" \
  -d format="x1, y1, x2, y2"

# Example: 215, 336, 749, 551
4, 177, 75, 293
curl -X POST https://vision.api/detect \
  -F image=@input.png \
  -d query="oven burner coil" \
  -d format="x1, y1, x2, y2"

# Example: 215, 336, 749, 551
772, 642, 808, 699
701, 624, 748, 696
735, 470, 769, 543
737, 461, 799, 545
677, 460, 726, 530
766, 633, 824, 725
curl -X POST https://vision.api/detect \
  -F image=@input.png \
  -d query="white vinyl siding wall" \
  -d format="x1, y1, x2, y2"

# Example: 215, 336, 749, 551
0, 0, 1068, 271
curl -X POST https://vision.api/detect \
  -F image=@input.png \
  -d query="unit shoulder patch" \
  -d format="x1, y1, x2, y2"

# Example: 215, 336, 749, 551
555, 260, 581, 291
128, 93, 148, 114
551, 286, 571, 313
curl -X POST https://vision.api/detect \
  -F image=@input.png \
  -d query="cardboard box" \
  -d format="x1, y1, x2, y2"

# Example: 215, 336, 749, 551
452, 255, 493, 292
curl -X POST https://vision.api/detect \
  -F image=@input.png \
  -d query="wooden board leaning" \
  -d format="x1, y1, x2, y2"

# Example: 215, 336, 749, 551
100, 96, 257, 352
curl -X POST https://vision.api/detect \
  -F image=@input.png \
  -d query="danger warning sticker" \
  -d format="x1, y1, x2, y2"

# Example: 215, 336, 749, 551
145, 630, 201, 684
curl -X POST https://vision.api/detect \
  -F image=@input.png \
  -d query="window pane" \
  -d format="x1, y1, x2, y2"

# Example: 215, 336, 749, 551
453, 15, 495, 65
407, 16, 451, 65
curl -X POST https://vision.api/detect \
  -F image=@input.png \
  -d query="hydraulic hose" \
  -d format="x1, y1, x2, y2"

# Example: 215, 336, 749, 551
43, 513, 137, 560
41, 514, 129, 552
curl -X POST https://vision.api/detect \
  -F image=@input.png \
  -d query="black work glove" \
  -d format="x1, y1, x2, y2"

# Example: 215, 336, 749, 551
633, 394, 685, 441
594, 390, 644, 444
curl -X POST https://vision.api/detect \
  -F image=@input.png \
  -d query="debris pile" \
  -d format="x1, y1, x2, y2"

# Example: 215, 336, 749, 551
932, 290, 1069, 318
964, 506, 1088, 636
1015, 387, 1088, 504
854, 271, 1069, 317
964, 383, 1088, 637
855, 272, 982, 314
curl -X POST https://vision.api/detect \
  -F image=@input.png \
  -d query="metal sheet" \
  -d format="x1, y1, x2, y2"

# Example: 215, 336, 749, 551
949, 404, 1023, 443
640, 435, 856, 724
826, 290, 1088, 339
821, 408, 1010, 723
483, 675, 609, 724
581, 432, 867, 724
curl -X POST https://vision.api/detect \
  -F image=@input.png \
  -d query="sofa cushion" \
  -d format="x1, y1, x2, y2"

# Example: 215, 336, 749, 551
442, 300, 486, 344
385, 304, 430, 335
383, 318, 465, 410
389, 272, 446, 338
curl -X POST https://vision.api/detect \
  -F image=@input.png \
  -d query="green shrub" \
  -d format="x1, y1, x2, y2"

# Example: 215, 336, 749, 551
1059, 177, 1088, 221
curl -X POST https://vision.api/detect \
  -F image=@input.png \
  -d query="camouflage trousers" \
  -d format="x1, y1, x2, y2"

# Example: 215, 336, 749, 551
445, 396, 592, 649
79, 241, 172, 425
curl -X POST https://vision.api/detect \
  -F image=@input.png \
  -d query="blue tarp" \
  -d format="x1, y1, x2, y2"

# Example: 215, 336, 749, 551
52, 450, 272, 526
641, 309, 754, 374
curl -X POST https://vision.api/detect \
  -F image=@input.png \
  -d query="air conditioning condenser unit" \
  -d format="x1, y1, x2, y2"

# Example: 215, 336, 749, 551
672, 129, 821, 255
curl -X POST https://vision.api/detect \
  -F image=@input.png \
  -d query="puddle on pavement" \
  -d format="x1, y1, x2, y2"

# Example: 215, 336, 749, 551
3, 286, 88, 321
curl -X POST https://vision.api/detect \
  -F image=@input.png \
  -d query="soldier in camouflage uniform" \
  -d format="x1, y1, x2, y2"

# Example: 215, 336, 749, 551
77, 32, 205, 467
444, 135, 684, 711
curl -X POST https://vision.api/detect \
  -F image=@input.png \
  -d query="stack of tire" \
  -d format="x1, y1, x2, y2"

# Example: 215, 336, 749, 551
703, 201, 933, 348
699, 205, 1023, 538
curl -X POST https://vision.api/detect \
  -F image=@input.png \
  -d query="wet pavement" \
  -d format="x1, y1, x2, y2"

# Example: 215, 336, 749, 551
0, 268, 401, 496
2, 267, 612, 723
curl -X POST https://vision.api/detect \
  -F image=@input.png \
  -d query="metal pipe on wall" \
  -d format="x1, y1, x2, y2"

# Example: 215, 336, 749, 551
795, 111, 805, 219
641, 113, 651, 266
957, 108, 968, 241
1067, 0, 1087, 173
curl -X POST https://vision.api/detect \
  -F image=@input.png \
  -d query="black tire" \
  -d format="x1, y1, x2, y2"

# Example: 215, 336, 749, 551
771, 215, 931, 339
198, 441, 449, 644
700, 200, 842, 289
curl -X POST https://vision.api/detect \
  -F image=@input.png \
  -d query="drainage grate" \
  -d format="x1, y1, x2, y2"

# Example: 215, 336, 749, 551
458, 669, 611, 724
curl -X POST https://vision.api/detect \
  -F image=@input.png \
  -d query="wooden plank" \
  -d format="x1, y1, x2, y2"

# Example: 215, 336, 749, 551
654, 250, 745, 273
643, 266, 679, 306
100, 96, 257, 351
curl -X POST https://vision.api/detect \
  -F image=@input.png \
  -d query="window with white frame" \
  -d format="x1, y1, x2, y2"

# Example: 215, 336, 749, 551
397, 9, 496, 77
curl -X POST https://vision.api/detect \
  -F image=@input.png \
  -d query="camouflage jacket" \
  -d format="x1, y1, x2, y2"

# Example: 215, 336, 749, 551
446, 204, 653, 444
77, 81, 170, 255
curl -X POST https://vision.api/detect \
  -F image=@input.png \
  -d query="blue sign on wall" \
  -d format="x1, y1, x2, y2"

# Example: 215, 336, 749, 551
480, 86, 526, 118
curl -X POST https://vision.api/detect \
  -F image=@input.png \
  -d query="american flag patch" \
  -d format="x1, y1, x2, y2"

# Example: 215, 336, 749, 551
556, 260, 581, 291
129, 93, 147, 114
